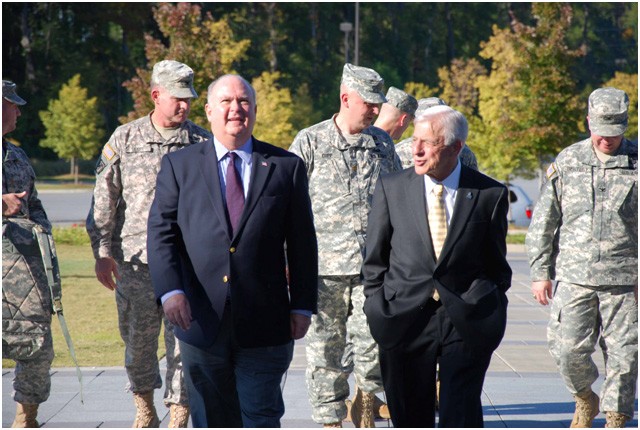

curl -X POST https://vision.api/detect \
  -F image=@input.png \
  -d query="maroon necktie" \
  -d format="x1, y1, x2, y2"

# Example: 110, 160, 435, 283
225, 152, 244, 234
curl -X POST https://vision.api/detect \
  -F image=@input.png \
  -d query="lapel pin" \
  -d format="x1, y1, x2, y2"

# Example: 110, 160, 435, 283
466, 192, 473, 199
261, 161, 268, 167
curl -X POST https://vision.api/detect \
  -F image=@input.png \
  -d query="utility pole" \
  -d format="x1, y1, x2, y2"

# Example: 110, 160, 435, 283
339, 22, 353, 63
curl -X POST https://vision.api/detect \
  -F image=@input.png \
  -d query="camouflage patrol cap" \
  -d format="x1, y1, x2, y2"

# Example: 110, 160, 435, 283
151, 60, 198, 99
2, 80, 26, 105
341, 63, 386, 104
415, 97, 446, 117
385, 87, 418, 115
588, 87, 629, 137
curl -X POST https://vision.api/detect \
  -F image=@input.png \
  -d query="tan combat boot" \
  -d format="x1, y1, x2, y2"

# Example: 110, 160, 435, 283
570, 390, 599, 428
373, 395, 390, 419
350, 386, 375, 428
605, 411, 629, 428
168, 404, 190, 428
11, 403, 39, 428
346, 387, 390, 421
132, 391, 160, 428
345, 398, 353, 422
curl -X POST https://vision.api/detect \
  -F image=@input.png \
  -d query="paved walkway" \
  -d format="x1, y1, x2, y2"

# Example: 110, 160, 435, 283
3, 245, 637, 427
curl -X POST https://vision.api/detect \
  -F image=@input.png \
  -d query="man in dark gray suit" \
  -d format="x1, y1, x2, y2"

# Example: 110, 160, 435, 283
362, 106, 511, 427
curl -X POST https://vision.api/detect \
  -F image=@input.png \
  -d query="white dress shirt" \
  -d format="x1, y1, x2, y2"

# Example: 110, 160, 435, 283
423, 159, 462, 225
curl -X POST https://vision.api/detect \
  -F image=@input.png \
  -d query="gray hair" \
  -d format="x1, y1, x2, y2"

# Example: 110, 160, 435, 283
414, 105, 468, 147
207, 74, 256, 105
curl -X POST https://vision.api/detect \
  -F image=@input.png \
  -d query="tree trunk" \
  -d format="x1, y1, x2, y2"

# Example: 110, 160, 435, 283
308, 4, 319, 96
70, 156, 79, 184
20, 4, 36, 86
445, 3, 455, 62
265, 3, 278, 73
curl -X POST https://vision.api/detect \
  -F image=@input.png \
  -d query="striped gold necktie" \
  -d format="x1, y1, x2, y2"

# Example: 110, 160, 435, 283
428, 183, 447, 300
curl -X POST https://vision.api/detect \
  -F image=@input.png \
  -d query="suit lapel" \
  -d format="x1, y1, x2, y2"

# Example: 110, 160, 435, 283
199, 139, 232, 241
438, 166, 477, 262
233, 139, 273, 239
406, 171, 436, 265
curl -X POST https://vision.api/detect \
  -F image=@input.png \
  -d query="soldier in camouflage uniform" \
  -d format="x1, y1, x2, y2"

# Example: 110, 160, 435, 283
340, 86, 415, 420
86, 61, 211, 428
373, 86, 418, 141
290, 63, 401, 428
526, 87, 637, 428
2, 80, 54, 428
395, 97, 478, 171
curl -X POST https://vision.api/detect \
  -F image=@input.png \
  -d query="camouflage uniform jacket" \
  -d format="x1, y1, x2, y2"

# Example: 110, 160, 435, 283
526, 138, 638, 286
86, 114, 211, 264
394, 137, 414, 169
289, 116, 401, 275
2, 140, 51, 230
395, 137, 478, 170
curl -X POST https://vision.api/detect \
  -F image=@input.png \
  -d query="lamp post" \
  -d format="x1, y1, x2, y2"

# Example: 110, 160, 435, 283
340, 22, 353, 63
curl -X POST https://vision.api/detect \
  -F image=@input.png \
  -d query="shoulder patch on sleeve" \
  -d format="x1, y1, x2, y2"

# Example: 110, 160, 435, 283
102, 143, 116, 161
546, 162, 558, 180
95, 157, 107, 175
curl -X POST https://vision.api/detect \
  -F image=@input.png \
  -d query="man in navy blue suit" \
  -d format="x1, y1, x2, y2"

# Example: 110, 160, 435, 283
147, 74, 318, 427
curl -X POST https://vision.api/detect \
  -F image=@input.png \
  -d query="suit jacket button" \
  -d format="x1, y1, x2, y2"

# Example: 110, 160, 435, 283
229, 247, 236, 253
223, 275, 229, 283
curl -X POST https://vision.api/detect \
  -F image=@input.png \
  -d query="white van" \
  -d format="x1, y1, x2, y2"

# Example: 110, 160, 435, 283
506, 183, 534, 227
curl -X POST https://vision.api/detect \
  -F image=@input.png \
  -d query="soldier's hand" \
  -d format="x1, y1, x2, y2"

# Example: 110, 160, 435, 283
163, 294, 191, 331
2, 191, 27, 216
290, 313, 311, 340
95, 257, 121, 290
532, 280, 553, 306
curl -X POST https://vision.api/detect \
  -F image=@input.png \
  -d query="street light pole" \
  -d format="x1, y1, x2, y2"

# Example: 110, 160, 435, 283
340, 22, 353, 64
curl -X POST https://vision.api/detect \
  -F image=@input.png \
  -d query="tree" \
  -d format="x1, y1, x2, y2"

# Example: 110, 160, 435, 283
251, 71, 296, 148
39, 74, 104, 183
473, 3, 584, 185
121, 3, 251, 128
438, 58, 487, 117
603, 72, 638, 140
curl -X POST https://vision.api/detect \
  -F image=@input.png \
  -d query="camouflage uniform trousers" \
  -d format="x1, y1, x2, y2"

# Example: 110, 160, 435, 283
305, 275, 383, 423
11, 326, 54, 405
4, 247, 55, 405
548, 281, 638, 417
116, 261, 188, 406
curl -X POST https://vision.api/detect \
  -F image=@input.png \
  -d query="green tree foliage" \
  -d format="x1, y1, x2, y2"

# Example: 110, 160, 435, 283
437, 58, 489, 161
39, 74, 104, 183
2, 3, 637, 167
603, 72, 638, 140
438, 58, 487, 117
121, 3, 251, 128
251, 71, 296, 149
568, 3, 638, 86
474, 3, 584, 181
2, 3, 153, 158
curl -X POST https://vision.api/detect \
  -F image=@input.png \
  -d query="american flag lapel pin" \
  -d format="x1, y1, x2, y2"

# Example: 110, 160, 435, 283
261, 161, 268, 167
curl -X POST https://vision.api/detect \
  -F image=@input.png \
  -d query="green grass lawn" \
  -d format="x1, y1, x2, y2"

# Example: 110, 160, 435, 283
3, 241, 166, 369
506, 233, 526, 244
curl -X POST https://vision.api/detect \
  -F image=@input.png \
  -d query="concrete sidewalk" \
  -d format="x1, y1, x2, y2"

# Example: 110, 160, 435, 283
3, 245, 637, 427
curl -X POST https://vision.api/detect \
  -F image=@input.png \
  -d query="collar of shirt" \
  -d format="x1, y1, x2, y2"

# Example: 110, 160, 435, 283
214, 137, 253, 199
424, 159, 461, 224
214, 137, 253, 163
